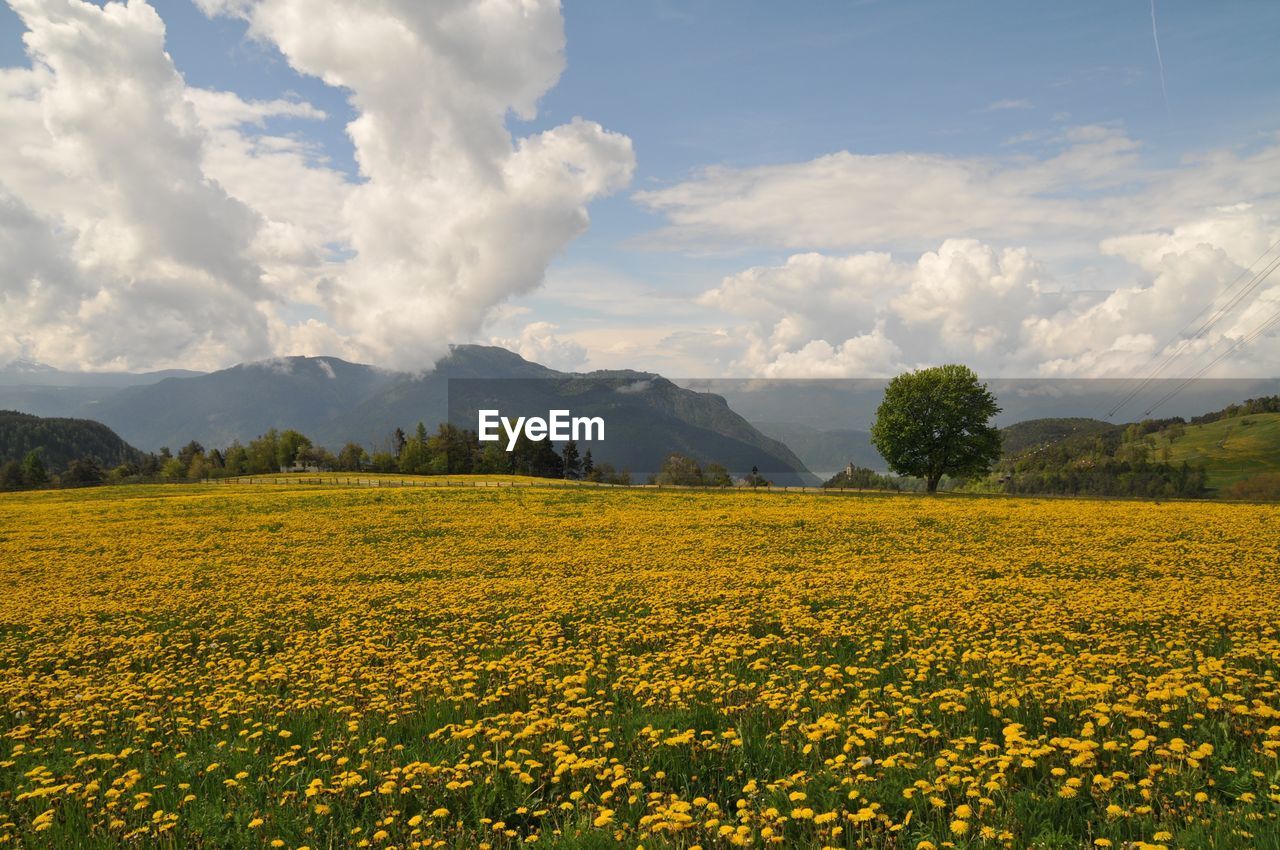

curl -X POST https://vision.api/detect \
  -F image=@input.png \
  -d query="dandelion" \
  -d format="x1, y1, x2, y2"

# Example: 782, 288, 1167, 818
0, 484, 1274, 847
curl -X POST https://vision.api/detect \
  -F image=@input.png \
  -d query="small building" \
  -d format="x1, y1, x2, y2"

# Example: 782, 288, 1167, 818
280, 462, 324, 473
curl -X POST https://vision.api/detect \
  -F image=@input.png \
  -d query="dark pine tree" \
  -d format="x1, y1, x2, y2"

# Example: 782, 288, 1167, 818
561, 440, 582, 479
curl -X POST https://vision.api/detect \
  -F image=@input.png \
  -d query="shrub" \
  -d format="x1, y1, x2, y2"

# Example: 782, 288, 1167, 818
1224, 472, 1280, 501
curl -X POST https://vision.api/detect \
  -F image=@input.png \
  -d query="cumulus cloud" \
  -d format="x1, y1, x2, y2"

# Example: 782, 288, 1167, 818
701, 211, 1280, 378
627, 121, 1280, 379
491, 321, 588, 372
198, 0, 635, 371
0, 0, 633, 371
0, 0, 272, 370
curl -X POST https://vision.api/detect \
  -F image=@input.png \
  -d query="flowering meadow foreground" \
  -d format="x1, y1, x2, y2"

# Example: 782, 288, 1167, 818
0, 483, 1278, 849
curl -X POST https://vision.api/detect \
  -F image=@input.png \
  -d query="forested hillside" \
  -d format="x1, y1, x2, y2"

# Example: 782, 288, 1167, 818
0, 411, 143, 480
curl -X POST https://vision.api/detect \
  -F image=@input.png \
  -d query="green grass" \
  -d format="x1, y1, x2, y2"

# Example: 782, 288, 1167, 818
1151, 412, 1280, 491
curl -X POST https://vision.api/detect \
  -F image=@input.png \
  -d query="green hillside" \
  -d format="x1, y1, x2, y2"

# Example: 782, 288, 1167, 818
1151, 412, 1280, 491
999, 417, 1117, 456
0, 410, 144, 473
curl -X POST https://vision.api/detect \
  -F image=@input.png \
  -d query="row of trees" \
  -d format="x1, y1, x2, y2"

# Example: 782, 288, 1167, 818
1002, 459, 1208, 498
8, 365, 1253, 498
1190, 395, 1280, 425
367, 423, 633, 483
1, 450, 48, 489
7, 419, 797, 490
0, 450, 113, 489
650, 454, 734, 487
1, 423, 639, 488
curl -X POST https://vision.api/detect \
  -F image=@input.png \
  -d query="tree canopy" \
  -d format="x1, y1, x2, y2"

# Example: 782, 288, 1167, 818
870, 364, 1002, 493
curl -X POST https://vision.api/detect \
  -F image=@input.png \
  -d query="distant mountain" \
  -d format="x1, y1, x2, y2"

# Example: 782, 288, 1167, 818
0, 410, 144, 472
0, 359, 208, 420
0, 357, 204, 388
680, 377, 1280, 430
86, 356, 400, 451
434, 364, 814, 484
752, 421, 883, 475
324, 346, 560, 448
1, 346, 813, 485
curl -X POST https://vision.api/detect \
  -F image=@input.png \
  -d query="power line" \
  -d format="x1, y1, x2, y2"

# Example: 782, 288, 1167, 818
1106, 239, 1280, 417
1104, 236, 1280, 419
1142, 302, 1280, 417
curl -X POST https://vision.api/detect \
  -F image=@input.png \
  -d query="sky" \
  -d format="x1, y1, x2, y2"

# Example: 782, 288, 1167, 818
1, 0, 1279, 379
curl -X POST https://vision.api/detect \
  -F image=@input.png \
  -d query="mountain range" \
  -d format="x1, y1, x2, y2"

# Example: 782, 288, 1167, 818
0, 347, 815, 485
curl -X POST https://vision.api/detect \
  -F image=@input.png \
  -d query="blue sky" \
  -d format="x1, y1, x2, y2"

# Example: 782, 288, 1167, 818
1, 1, 1278, 377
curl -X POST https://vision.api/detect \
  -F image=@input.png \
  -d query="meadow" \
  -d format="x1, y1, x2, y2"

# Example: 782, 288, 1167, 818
0, 482, 1278, 849
1152, 412, 1280, 491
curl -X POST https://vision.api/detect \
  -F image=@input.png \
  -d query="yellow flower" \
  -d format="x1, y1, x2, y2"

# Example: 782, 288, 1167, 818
32, 809, 55, 832
4, 479, 1277, 848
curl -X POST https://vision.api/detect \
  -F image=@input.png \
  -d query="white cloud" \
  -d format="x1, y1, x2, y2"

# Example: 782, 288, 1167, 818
184, 88, 326, 129
0, 0, 633, 371
633, 127, 1280, 257
751, 328, 904, 379
0, 0, 272, 370
622, 123, 1280, 380
491, 321, 588, 372
199, 0, 635, 372
699, 212, 1280, 379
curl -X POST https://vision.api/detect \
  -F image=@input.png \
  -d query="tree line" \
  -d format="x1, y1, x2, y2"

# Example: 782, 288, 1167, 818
1189, 395, 1280, 425
2, 418, 792, 491
158, 423, 637, 484
1, 422, 642, 490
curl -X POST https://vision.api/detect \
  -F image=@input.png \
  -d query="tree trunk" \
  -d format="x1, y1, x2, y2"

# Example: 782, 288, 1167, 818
927, 474, 941, 493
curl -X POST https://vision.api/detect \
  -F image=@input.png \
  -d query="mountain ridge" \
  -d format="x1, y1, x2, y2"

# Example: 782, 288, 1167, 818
2, 346, 815, 485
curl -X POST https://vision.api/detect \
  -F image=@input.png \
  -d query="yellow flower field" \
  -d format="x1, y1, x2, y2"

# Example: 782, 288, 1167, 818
0, 483, 1278, 849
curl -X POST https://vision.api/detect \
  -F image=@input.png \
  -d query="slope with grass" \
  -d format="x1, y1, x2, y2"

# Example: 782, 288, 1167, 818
1152, 411, 1280, 491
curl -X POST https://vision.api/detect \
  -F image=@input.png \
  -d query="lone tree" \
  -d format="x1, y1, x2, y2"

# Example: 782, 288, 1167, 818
870, 364, 1002, 493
